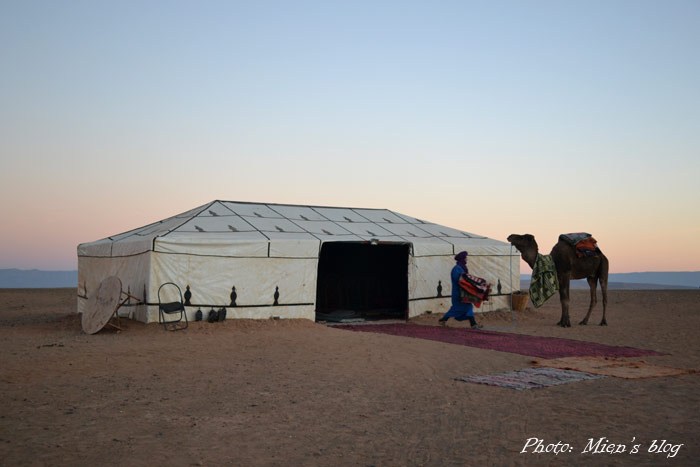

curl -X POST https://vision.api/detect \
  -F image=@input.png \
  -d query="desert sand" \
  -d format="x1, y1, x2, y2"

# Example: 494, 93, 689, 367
1, 288, 698, 466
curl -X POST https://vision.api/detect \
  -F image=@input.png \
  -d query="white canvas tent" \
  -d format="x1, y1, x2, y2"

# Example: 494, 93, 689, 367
77, 200, 520, 323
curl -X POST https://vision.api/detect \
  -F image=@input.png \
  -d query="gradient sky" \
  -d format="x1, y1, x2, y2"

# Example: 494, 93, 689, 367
1, 0, 698, 273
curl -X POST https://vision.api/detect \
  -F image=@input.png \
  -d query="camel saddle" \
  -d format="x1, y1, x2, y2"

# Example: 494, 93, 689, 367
559, 232, 598, 258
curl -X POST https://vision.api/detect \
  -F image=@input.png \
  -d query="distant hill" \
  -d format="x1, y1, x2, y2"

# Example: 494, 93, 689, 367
0, 269, 78, 288
521, 271, 700, 290
607, 272, 700, 288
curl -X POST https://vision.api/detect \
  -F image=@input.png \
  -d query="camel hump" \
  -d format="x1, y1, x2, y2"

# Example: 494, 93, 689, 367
558, 232, 593, 246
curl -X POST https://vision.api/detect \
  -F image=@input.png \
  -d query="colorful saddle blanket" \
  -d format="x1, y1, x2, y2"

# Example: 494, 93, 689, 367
529, 254, 559, 308
459, 274, 491, 307
559, 232, 599, 258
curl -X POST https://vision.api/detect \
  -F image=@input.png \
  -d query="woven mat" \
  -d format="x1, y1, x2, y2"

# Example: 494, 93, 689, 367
456, 367, 605, 390
336, 323, 663, 358
533, 356, 697, 379
455, 368, 605, 391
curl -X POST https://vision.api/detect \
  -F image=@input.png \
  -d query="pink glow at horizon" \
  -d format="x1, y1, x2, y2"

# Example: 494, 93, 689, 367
2, 194, 697, 274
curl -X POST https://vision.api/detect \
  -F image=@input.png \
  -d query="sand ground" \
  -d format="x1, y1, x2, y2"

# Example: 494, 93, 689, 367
1, 288, 698, 466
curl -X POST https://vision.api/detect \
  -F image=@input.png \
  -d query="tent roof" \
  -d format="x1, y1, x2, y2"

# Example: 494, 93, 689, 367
78, 200, 511, 258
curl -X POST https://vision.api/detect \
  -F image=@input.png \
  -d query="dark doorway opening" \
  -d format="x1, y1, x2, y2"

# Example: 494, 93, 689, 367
315, 242, 409, 323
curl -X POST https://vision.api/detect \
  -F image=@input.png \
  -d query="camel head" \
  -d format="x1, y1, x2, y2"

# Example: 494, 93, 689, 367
507, 233, 538, 251
507, 234, 539, 266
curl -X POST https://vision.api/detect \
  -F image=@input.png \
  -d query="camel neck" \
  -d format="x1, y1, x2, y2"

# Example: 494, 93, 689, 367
522, 252, 538, 269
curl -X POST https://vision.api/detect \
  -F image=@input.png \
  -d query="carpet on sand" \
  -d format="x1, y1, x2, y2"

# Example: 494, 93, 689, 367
532, 356, 697, 379
335, 323, 663, 359
455, 367, 605, 390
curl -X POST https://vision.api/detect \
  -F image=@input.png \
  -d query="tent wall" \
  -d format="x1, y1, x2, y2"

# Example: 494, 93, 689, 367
146, 252, 318, 322
77, 246, 520, 324
406, 248, 520, 318
77, 253, 151, 321
77, 252, 319, 323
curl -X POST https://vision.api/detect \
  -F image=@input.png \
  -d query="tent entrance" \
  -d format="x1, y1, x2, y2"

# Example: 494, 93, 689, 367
315, 242, 409, 323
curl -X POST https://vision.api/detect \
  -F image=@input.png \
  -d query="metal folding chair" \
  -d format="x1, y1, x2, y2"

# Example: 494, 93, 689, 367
158, 282, 188, 330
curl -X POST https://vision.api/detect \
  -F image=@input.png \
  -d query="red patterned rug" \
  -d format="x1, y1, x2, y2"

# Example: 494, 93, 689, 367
335, 323, 663, 359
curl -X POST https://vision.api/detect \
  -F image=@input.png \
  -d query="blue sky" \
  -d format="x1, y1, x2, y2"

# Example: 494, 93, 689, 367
1, 0, 699, 272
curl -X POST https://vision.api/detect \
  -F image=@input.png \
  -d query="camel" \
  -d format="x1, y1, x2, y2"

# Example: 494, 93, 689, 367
507, 233, 609, 327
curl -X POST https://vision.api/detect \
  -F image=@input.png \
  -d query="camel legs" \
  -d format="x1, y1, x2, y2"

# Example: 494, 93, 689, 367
557, 276, 571, 327
599, 279, 608, 326
579, 277, 598, 325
